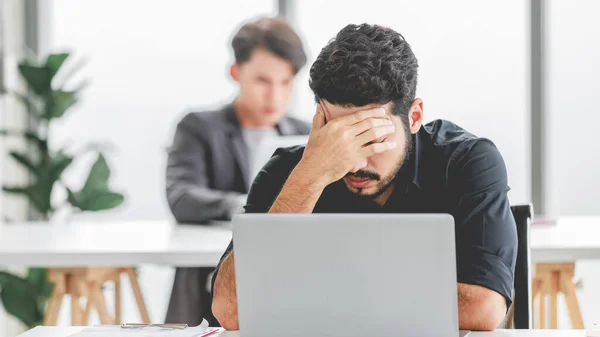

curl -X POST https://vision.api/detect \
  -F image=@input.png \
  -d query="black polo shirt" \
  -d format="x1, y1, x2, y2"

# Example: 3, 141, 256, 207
212, 119, 517, 306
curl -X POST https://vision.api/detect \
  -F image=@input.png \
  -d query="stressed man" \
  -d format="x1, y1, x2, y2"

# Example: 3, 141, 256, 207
211, 23, 517, 331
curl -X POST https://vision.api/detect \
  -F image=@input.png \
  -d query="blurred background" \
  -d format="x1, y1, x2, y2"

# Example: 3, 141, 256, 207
1, 0, 600, 335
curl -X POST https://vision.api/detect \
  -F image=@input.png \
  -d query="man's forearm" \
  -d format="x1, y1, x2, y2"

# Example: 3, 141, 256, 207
168, 186, 245, 223
457, 283, 507, 331
212, 253, 239, 329
269, 162, 328, 213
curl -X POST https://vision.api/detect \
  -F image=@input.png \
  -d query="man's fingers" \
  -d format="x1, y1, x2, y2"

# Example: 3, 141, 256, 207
360, 141, 398, 156
340, 107, 386, 126
355, 125, 396, 145
351, 117, 393, 137
312, 105, 326, 130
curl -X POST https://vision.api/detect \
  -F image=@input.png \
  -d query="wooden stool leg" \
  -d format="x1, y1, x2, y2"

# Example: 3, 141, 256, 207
44, 278, 65, 326
532, 277, 542, 329
539, 289, 546, 328
537, 268, 550, 329
44, 291, 65, 326
125, 268, 150, 323
45, 270, 67, 326
114, 276, 121, 324
68, 275, 83, 325
89, 282, 113, 324
82, 296, 93, 324
550, 271, 559, 329
562, 271, 584, 328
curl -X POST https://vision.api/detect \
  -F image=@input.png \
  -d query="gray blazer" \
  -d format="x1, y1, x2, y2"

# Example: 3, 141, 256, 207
165, 103, 310, 325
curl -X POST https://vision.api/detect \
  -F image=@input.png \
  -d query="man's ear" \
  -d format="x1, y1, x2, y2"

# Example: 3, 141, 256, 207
408, 98, 424, 134
230, 64, 239, 82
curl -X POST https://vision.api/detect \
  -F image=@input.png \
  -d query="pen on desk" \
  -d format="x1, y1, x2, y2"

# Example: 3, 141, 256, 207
200, 328, 220, 337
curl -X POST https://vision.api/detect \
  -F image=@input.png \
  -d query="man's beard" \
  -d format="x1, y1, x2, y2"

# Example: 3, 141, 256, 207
345, 126, 413, 200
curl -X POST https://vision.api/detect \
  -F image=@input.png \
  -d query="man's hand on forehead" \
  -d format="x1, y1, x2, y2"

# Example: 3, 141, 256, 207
303, 102, 397, 184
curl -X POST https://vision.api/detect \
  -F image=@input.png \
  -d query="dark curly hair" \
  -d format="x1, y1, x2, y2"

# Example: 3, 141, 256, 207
309, 24, 418, 117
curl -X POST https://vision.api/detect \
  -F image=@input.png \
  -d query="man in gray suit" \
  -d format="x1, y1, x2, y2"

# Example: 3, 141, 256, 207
164, 17, 310, 326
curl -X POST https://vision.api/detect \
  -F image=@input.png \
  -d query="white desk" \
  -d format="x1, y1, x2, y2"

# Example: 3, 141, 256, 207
531, 217, 600, 263
15, 327, 589, 337
0, 221, 232, 267
0, 216, 599, 268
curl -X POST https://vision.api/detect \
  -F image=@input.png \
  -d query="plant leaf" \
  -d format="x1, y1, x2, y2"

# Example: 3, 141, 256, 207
45, 53, 69, 76
0, 271, 14, 287
26, 268, 54, 300
72, 191, 124, 211
2, 186, 29, 195
53, 56, 88, 89
3, 185, 52, 215
67, 154, 124, 212
0, 130, 47, 152
3, 152, 71, 216
45, 90, 78, 120
17, 64, 52, 96
0, 272, 43, 328
47, 152, 73, 181
9, 152, 37, 174
83, 154, 111, 191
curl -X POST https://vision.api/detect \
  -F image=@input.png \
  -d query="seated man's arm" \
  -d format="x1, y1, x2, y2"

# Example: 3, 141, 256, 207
166, 115, 246, 223
212, 244, 238, 329
450, 139, 518, 331
458, 283, 508, 331
212, 147, 301, 329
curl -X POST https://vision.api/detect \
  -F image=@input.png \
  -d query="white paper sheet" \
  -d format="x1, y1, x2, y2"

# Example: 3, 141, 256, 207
68, 319, 214, 337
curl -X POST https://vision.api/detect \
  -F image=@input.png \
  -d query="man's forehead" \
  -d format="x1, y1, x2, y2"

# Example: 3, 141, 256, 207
321, 100, 392, 120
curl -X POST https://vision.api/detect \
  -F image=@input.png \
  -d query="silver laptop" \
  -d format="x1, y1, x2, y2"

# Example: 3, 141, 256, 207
249, 135, 308, 183
232, 214, 470, 337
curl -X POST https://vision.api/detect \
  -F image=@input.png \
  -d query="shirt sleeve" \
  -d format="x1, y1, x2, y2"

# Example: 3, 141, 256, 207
210, 147, 302, 297
448, 139, 518, 307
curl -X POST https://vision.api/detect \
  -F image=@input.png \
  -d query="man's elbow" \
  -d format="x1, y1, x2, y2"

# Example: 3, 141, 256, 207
168, 194, 210, 223
458, 283, 507, 331
469, 295, 507, 331
212, 295, 239, 330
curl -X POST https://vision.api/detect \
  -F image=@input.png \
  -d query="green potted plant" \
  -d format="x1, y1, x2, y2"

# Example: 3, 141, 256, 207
0, 52, 124, 328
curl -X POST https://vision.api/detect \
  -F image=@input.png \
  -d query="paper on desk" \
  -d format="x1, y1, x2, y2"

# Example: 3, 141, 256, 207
68, 319, 211, 337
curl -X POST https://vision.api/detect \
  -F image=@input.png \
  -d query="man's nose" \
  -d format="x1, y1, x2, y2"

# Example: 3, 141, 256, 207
349, 159, 368, 173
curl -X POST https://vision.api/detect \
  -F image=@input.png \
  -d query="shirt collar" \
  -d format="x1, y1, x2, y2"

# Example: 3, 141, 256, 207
394, 131, 424, 192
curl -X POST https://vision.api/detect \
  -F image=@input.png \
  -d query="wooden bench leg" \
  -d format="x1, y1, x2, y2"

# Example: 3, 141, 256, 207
125, 268, 150, 323
114, 275, 121, 324
88, 281, 113, 324
44, 271, 66, 326
550, 270, 560, 329
45, 267, 148, 325
534, 262, 584, 329
68, 275, 83, 325
531, 277, 542, 329
562, 267, 584, 328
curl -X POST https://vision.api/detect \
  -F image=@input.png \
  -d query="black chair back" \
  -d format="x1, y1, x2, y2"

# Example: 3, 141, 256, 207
510, 204, 534, 329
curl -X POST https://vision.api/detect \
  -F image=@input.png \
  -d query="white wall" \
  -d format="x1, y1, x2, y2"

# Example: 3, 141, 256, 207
546, 0, 600, 216
50, 0, 276, 221
293, 0, 530, 204
545, 0, 600, 328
